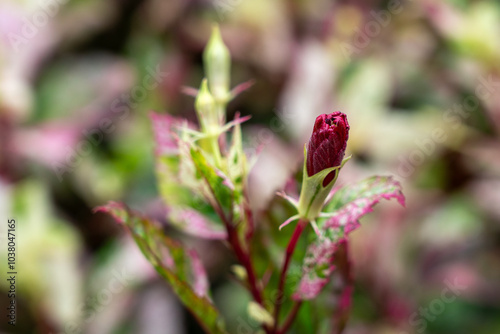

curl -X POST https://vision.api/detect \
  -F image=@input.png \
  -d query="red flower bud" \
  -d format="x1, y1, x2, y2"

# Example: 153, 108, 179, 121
306, 112, 350, 186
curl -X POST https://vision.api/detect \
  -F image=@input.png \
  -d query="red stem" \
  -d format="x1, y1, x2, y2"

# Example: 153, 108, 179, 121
227, 218, 274, 334
278, 302, 303, 334
273, 219, 308, 332
226, 224, 263, 304
201, 176, 265, 305
197, 144, 270, 332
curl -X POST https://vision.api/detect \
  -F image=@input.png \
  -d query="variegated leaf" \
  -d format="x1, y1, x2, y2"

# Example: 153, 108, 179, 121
293, 176, 405, 300
95, 202, 228, 334
151, 112, 227, 240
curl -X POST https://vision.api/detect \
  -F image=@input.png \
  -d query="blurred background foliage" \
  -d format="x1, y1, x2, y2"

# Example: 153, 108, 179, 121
1, 0, 500, 333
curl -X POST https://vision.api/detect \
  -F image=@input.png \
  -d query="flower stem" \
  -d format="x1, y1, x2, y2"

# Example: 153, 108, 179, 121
199, 128, 271, 332
209, 133, 223, 168
226, 224, 262, 304
278, 301, 303, 334
227, 223, 274, 334
273, 218, 308, 332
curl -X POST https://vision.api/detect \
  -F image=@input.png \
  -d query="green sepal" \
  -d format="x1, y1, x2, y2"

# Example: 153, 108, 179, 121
195, 78, 219, 135
297, 146, 351, 221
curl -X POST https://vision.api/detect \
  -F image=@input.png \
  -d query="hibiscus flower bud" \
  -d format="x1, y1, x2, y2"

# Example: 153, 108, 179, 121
306, 112, 349, 186
297, 112, 350, 221
195, 79, 218, 134
203, 25, 231, 107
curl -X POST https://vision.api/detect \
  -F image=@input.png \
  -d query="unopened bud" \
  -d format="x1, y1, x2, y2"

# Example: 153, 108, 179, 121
203, 25, 231, 109
297, 112, 350, 221
231, 265, 248, 281
247, 302, 274, 327
195, 79, 218, 133
306, 112, 349, 186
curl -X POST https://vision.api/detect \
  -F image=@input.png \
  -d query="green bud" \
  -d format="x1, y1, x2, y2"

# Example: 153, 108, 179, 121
203, 25, 231, 114
195, 79, 223, 167
195, 79, 218, 134
231, 265, 248, 281
247, 302, 274, 327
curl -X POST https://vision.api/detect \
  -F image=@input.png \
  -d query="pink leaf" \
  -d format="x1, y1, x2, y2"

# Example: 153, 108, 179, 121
95, 202, 210, 297
150, 111, 182, 156
181, 86, 199, 97
189, 249, 210, 297
293, 238, 338, 300
94, 202, 228, 333
324, 176, 404, 231
167, 207, 227, 240
230, 79, 255, 98
293, 176, 405, 300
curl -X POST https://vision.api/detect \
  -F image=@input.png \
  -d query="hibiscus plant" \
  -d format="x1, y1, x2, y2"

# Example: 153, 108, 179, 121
96, 25, 405, 334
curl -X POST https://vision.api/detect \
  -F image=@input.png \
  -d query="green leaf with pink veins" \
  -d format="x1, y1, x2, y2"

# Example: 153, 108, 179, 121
95, 202, 228, 334
293, 176, 405, 300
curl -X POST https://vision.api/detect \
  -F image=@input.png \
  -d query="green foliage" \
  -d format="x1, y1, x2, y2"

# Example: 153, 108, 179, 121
95, 202, 228, 334
97, 25, 406, 334
294, 176, 405, 300
190, 147, 234, 214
